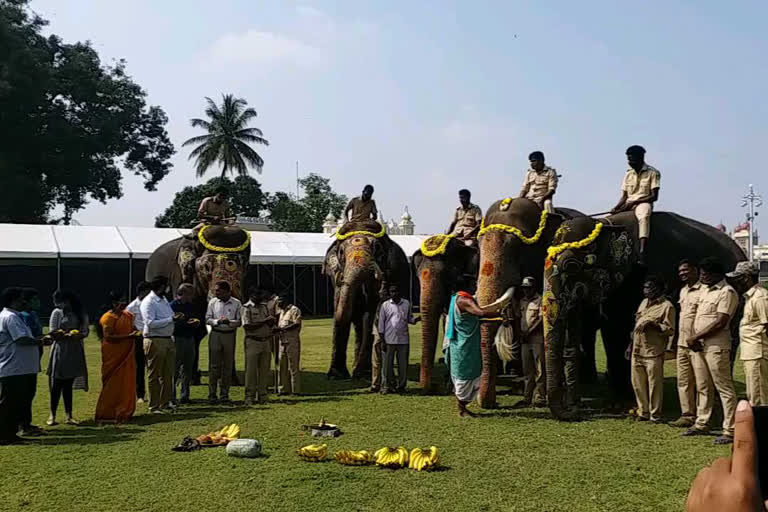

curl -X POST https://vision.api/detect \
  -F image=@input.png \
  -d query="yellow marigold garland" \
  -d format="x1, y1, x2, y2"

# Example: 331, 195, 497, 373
197, 225, 251, 253
420, 234, 455, 257
335, 223, 386, 241
477, 210, 548, 245
545, 222, 603, 261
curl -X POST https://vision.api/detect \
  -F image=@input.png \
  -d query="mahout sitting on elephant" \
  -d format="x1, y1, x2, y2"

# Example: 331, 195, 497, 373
324, 219, 409, 380
541, 211, 745, 420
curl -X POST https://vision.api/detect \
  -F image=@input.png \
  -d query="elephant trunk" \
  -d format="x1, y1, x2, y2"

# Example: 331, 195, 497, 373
419, 269, 446, 393
542, 271, 578, 421
476, 262, 500, 409
334, 283, 357, 325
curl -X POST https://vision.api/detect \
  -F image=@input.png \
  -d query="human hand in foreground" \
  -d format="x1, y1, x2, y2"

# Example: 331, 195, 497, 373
686, 400, 767, 511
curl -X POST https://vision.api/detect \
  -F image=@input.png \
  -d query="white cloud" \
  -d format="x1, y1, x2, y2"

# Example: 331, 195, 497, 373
202, 30, 323, 70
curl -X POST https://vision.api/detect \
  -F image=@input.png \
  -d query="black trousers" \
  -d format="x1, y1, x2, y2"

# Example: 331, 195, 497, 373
50, 377, 75, 416
0, 374, 37, 440
134, 336, 146, 399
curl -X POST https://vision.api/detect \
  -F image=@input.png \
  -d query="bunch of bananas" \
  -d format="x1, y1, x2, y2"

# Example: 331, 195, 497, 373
409, 446, 439, 472
334, 450, 373, 466
297, 444, 328, 462
374, 447, 409, 468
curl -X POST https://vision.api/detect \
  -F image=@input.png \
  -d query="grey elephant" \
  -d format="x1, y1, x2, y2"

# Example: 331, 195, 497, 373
323, 223, 409, 380
411, 236, 477, 392
541, 212, 745, 420
474, 197, 583, 408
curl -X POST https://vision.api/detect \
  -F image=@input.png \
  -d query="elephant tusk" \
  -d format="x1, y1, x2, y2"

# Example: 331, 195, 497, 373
480, 286, 515, 313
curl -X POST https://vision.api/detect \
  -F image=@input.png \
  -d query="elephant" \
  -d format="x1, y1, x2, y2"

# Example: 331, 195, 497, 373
541, 211, 745, 420
323, 224, 409, 380
412, 236, 478, 392
474, 197, 583, 408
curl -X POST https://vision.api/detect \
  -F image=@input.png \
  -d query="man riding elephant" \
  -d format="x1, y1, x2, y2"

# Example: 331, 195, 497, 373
541, 211, 744, 420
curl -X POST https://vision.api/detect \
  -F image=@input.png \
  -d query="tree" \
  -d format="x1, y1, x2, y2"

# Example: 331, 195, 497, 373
182, 94, 269, 178
155, 176, 269, 228
0, 1, 174, 224
268, 173, 347, 232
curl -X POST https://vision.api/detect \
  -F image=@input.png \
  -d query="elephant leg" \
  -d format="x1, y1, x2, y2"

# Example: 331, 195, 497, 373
600, 312, 633, 407
579, 307, 600, 386
564, 310, 583, 408
329, 321, 352, 379
351, 314, 370, 379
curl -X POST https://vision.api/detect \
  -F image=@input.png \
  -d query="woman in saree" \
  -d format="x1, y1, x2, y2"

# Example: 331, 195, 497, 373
444, 277, 503, 417
95, 292, 138, 423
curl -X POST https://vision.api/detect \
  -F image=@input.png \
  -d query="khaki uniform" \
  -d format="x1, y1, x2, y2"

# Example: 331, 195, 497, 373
631, 298, 675, 421
277, 305, 302, 395
520, 294, 545, 404
242, 301, 273, 403
621, 164, 660, 239
521, 166, 558, 213
740, 284, 768, 406
450, 204, 483, 242
677, 282, 703, 418
198, 196, 231, 219
691, 280, 739, 435
345, 197, 378, 224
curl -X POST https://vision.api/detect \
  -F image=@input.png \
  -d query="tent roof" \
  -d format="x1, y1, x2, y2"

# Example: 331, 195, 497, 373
0, 224, 430, 264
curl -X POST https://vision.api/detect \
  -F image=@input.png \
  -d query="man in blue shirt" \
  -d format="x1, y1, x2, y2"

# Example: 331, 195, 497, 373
0, 287, 43, 444
170, 284, 200, 405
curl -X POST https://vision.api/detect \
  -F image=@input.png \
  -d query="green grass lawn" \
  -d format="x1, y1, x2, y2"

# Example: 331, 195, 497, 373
1, 319, 744, 512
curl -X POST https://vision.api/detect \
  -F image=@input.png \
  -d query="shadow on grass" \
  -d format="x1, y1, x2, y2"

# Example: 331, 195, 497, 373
24, 426, 144, 446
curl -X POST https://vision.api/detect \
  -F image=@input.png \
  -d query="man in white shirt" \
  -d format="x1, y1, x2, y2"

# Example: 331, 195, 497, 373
140, 276, 176, 414
205, 281, 242, 404
0, 287, 42, 444
275, 297, 302, 395
378, 284, 420, 394
126, 281, 150, 403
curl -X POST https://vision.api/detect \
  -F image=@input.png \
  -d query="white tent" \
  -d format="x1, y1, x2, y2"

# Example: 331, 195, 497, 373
0, 224, 430, 263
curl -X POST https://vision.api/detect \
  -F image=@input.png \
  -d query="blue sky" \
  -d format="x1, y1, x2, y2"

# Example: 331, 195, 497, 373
32, 0, 768, 236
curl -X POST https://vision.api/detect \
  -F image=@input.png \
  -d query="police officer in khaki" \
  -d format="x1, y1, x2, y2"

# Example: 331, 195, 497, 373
513, 277, 546, 408
446, 189, 483, 247
670, 260, 703, 428
610, 145, 660, 263
242, 288, 275, 405
629, 275, 675, 423
682, 257, 739, 444
275, 297, 302, 395
518, 151, 558, 213
727, 261, 768, 406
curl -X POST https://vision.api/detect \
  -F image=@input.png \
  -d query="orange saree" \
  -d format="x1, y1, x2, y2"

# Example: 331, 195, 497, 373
95, 311, 137, 423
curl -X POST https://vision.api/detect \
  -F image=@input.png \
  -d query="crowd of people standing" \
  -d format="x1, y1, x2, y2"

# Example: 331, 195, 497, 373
0, 278, 303, 445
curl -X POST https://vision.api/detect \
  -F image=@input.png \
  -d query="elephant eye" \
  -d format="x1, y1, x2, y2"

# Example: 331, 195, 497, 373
585, 254, 596, 265
225, 260, 237, 271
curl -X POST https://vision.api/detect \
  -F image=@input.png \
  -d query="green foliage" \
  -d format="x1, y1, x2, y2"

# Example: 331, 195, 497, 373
268, 173, 347, 232
0, 0, 174, 224
155, 176, 269, 228
0, 321, 731, 512
183, 94, 269, 178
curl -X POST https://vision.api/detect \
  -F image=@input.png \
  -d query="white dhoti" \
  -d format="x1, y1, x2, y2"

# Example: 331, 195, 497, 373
452, 376, 481, 402
634, 202, 652, 239
542, 199, 554, 214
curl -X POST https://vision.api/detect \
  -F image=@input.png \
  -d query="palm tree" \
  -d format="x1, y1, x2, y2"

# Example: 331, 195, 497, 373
182, 94, 269, 178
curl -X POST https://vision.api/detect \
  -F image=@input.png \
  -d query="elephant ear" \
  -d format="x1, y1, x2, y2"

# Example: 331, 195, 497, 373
411, 249, 424, 274
323, 242, 341, 279
581, 224, 632, 301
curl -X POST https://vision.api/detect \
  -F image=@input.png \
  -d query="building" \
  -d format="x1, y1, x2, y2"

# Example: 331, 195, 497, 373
322, 206, 416, 236
731, 221, 758, 256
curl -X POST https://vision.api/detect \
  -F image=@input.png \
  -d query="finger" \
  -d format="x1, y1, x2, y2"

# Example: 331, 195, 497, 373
732, 400, 757, 479
711, 456, 731, 473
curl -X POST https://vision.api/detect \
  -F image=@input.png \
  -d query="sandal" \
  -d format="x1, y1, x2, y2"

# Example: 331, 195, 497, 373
713, 435, 733, 445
